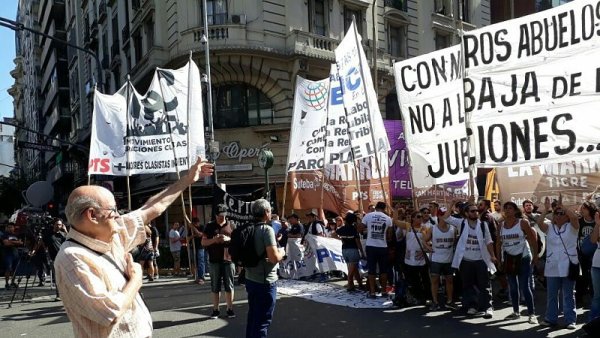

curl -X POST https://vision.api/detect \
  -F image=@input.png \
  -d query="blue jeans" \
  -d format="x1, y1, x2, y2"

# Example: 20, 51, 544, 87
590, 266, 600, 322
245, 279, 277, 338
196, 248, 206, 280
545, 276, 576, 325
507, 255, 535, 315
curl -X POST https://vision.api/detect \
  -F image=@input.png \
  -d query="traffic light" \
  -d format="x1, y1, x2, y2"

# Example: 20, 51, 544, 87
46, 201, 58, 217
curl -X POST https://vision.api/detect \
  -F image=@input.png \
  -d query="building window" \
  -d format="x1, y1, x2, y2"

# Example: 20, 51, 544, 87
435, 0, 452, 16
385, 0, 407, 12
435, 32, 451, 50
210, 84, 273, 129
385, 93, 401, 120
145, 18, 154, 49
201, 0, 228, 25
133, 30, 142, 64
309, 0, 328, 36
344, 6, 363, 35
388, 25, 406, 58
460, 0, 470, 22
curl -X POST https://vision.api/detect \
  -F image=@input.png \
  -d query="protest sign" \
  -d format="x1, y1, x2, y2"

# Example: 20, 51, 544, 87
335, 21, 390, 162
288, 153, 390, 214
212, 185, 255, 227
393, 44, 470, 187
287, 76, 330, 172
89, 60, 204, 175
384, 120, 411, 198
495, 158, 600, 208
279, 235, 347, 279
464, 0, 600, 167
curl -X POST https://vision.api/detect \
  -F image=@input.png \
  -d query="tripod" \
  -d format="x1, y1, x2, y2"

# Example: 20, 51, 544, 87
7, 241, 53, 308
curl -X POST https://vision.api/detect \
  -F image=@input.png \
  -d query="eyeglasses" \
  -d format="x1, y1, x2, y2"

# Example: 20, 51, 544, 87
99, 206, 119, 217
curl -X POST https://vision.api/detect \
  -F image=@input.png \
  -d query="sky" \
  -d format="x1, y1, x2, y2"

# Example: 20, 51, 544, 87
0, 1, 18, 121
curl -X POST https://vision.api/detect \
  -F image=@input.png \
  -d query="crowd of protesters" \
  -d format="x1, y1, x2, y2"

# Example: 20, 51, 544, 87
286, 193, 599, 331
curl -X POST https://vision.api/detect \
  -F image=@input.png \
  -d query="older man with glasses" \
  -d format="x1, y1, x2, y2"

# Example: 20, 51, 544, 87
54, 158, 214, 338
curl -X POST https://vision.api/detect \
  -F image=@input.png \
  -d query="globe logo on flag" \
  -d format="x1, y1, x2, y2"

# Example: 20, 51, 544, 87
302, 82, 328, 111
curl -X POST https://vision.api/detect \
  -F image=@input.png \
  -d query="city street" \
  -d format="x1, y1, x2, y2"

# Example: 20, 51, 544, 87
0, 276, 590, 338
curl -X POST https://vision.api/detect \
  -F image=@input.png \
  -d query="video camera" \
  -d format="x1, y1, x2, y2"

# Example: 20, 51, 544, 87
27, 213, 55, 240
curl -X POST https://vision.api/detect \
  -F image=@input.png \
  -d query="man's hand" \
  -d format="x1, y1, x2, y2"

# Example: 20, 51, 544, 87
125, 253, 143, 290
185, 157, 214, 184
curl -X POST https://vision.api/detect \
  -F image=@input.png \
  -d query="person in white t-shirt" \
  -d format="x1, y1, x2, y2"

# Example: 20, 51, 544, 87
444, 201, 497, 319
360, 202, 393, 299
423, 213, 457, 311
536, 196, 579, 329
169, 222, 183, 276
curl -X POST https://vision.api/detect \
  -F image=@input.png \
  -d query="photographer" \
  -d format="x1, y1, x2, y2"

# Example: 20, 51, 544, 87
2, 223, 24, 289
42, 218, 68, 292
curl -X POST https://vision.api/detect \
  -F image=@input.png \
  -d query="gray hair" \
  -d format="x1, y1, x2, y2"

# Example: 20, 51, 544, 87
65, 195, 102, 226
252, 199, 271, 219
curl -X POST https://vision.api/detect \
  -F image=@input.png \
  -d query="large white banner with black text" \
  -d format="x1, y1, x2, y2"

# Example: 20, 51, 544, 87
394, 45, 469, 186
89, 60, 205, 175
464, 0, 600, 167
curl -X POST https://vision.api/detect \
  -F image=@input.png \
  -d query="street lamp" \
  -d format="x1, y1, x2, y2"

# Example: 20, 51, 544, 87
201, 0, 218, 184
0, 16, 103, 91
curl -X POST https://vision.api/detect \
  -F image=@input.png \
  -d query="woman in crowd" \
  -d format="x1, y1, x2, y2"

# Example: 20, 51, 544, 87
498, 202, 538, 324
423, 208, 457, 311
590, 210, 600, 322
138, 225, 156, 282
536, 195, 579, 329
403, 211, 432, 305
334, 212, 365, 291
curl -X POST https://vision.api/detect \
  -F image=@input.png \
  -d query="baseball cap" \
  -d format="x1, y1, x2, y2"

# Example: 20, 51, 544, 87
216, 204, 228, 215
306, 208, 318, 216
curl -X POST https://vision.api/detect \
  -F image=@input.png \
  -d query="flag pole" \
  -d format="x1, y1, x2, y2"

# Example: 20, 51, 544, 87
319, 77, 334, 211
351, 16, 388, 205
125, 76, 132, 211
186, 51, 198, 279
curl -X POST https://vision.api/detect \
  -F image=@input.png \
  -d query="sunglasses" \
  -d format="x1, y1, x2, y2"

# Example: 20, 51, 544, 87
468, 209, 479, 213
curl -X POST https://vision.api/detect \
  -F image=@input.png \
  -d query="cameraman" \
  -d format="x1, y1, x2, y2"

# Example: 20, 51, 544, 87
43, 218, 68, 294
2, 223, 24, 289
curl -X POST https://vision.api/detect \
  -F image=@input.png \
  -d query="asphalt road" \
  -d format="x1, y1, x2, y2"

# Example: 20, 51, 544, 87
0, 276, 592, 338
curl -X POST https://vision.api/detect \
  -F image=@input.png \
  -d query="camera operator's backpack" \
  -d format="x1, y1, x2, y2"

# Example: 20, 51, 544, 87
229, 222, 265, 267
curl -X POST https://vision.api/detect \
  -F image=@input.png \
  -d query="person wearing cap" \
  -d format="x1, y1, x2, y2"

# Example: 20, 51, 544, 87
360, 201, 393, 298
304, 209, 325, 238
202, 204, 236, 319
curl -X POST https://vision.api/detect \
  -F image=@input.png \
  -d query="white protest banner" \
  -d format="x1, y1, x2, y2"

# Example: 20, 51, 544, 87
279, 236, 348, 279
305, 234, 348, 274
464, 0, 600, 167
335, 21, 390, 162
393, 45, 469, 187
89, 60, 204, 175
279, 238, 319, 279
287, 76, 330, 172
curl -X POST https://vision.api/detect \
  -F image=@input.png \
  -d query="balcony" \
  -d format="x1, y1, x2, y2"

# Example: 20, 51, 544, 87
98, 0, 107, 23
39, 0, 66, 38
132, 0, 154, 30
287, 30, 339, 61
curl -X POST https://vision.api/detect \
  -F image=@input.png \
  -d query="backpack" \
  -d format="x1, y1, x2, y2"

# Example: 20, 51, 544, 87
229, 222, 266, 267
